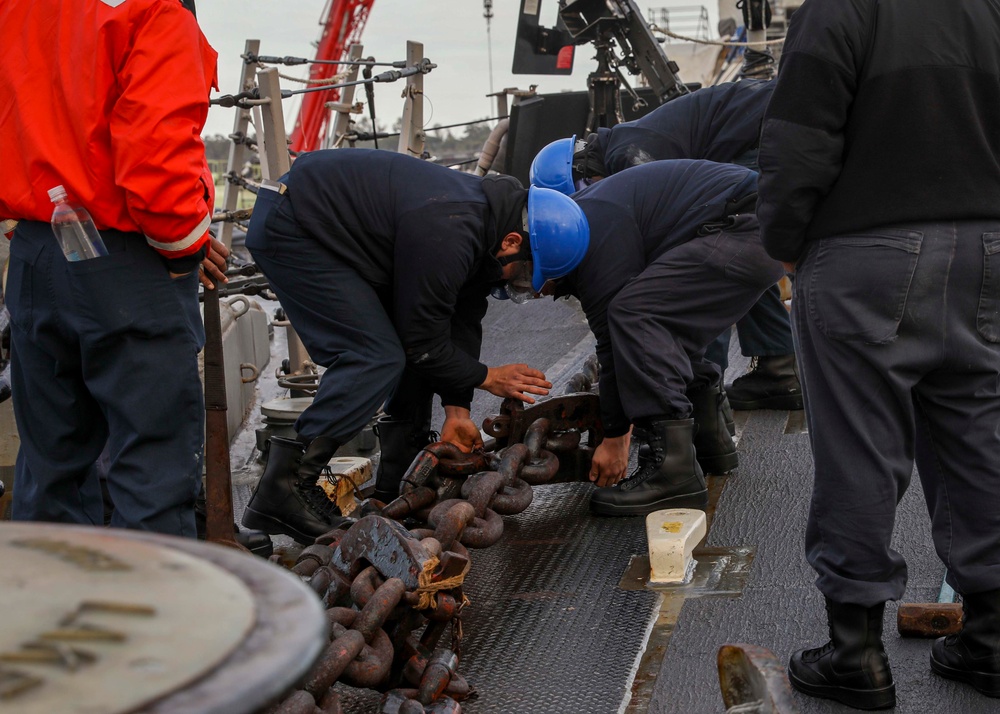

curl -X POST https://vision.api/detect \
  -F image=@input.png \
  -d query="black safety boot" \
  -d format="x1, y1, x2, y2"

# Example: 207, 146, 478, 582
372, 416, 435, 503
195, 486, 273, 557
726, 354, 803, 411
241, 436, 348, 545
788, 599, 896, 710
688, 382, 738, 474
931, 589, 1000, 697
638, 390, 735, 464
590, 418, 708, 517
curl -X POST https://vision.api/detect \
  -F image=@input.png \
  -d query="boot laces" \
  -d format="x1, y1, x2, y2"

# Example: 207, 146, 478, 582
296, 469, 342, 522
802, 640, 835, 663
621, 439, 663, 491
621, 463, 660, 490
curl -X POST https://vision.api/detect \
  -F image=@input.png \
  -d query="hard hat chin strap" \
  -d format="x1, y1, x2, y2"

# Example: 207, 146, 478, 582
497, 245, 532, 267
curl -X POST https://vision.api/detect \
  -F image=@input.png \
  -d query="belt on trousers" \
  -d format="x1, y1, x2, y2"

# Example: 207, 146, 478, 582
697, 194, 758, 236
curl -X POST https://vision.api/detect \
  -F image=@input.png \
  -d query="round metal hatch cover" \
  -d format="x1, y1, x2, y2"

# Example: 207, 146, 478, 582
260, 397, 314, 419
0, 522, 322, 714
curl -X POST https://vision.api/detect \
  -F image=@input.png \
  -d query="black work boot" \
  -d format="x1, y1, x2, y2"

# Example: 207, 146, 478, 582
688, 382, 738, 474
726, 354, 803, 411
241, 436, 347, 545
931, 589, 1000, 697
371, 416, 435, 503
788, 599, 896, 710
590, 418, 708, 517
639, 388, 733, 467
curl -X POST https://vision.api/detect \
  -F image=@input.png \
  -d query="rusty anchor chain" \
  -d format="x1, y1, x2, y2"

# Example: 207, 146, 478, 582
268, 392, 603, 713
267, 517, 472, 713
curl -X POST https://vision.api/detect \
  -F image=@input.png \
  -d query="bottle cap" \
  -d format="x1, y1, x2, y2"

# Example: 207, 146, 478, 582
47, 185, 67, 203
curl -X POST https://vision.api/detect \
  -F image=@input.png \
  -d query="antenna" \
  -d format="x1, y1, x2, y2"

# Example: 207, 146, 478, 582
484, 0, 495, 96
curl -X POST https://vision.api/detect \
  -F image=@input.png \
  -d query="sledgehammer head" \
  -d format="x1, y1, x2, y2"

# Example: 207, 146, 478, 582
897, 602, 963, 638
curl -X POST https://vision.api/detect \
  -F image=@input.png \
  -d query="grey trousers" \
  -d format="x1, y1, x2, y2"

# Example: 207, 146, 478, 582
607, 213, 785, 421
794, 220, 1000, 605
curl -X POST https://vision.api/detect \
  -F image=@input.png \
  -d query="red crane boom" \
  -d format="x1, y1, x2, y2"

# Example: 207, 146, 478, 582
289, 0, 375, 153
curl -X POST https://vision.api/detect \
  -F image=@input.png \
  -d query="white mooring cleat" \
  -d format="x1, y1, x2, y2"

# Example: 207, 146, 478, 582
646, 508, 707, 585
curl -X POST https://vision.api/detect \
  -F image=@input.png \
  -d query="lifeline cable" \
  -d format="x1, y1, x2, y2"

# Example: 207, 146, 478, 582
346, 117, 508, 144
649, 24, 785, 47
244, 52, 407, 69
210, 59, 437, 108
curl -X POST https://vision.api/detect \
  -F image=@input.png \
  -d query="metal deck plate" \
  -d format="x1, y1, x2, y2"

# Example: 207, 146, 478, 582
460, 483, 658, 713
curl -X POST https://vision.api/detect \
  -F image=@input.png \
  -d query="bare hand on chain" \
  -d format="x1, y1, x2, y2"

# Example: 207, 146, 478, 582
589, 431, 631, 488
440, 416, 484, 453
479, 364, 551, 403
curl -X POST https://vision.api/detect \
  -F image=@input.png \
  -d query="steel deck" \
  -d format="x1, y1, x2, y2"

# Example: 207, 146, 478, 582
232, 296, 990, 713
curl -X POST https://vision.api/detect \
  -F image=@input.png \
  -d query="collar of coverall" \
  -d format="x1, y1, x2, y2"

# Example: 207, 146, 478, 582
480, 175, 529, 280
572, 133, 607, 183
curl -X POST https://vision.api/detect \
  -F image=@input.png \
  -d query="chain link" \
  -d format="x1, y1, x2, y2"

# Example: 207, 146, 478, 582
270, 393, 602, 713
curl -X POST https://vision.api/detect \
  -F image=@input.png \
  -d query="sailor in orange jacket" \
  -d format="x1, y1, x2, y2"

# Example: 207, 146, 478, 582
0, 0, 227, 536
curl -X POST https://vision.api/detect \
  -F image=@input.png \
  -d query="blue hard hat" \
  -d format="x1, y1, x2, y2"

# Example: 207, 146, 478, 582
526, 185, 590, 292
529, 136, 576, 195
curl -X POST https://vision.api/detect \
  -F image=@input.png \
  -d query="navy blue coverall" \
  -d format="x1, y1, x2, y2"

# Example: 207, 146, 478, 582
759, 0, 1000, 604
245, 150, 514, 444
6, 225, 205, 535
556, 160, 784, 437
591, 80, 791, 373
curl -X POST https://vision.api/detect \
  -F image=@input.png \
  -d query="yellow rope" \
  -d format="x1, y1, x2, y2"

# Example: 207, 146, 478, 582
413, 556, 471, 610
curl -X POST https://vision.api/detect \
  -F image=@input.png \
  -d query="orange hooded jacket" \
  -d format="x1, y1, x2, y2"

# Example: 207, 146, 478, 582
0, 0, 218, 261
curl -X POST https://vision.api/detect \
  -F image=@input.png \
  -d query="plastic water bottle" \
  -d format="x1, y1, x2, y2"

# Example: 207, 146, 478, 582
48, 185, 108, 261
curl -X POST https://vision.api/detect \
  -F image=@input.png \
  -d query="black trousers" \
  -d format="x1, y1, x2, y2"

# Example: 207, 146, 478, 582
794, 220, 1000, 605
704, 282, 795, 370
606, 214, 785, 421
6, 222, 205, 536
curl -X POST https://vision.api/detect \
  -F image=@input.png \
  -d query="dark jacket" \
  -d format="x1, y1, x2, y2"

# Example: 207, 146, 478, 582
558, 160, 759, 436
758, 0, 1000, 262
595, 80, 775, 174
281, 149, 522, 407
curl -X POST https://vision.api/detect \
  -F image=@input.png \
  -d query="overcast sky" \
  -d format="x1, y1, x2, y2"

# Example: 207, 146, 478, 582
197, 0, 720, 138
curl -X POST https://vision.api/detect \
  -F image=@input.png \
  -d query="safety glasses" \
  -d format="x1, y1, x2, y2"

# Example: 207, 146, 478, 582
504, 260, 536, 304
